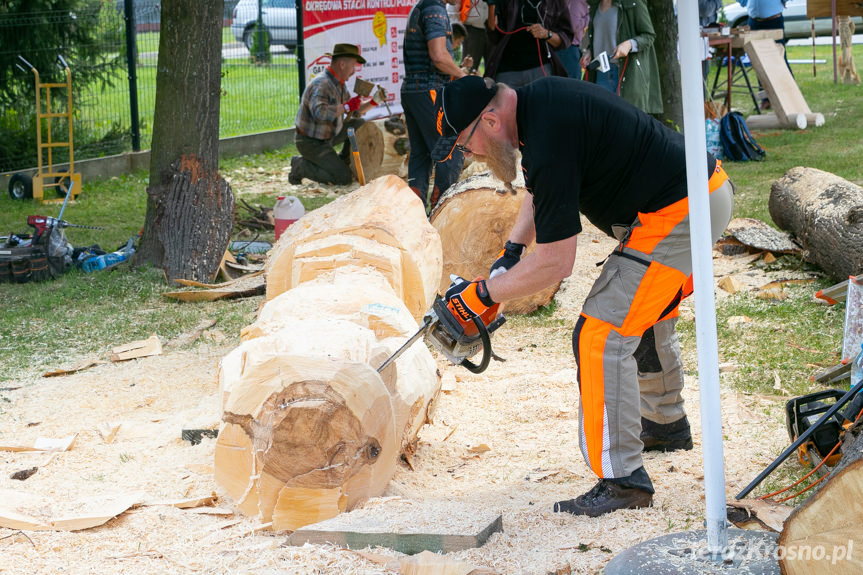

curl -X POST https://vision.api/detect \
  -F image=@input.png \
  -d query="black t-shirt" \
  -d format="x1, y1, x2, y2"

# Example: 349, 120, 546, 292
514, 77, 716, 243
498, 0, 551, 73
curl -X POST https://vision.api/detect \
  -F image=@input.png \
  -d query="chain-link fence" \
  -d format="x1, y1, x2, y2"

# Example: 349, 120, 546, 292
0, 0, 301, 173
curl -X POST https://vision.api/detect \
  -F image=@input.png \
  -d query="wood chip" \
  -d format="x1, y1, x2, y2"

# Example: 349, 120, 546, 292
0, 434, 78, 453
727, 315, 752, 327
718, 276, 746, 294
727, 499, 793, 532
0, 489, 144, 531
42, 359, 107, 378
97, 422, 121, 444
110, 335, 162, 362
467, 444, 490, 454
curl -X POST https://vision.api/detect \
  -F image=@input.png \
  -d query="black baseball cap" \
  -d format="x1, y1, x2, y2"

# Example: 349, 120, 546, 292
431, 76, 498, 163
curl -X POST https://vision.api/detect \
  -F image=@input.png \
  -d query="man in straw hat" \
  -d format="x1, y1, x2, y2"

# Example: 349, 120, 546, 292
433, 75, 735, 517
290, 43, 376, 185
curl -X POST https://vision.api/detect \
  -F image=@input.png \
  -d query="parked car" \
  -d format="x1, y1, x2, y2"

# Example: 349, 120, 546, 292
230, 0, 296, 52
722, 0, 863, 39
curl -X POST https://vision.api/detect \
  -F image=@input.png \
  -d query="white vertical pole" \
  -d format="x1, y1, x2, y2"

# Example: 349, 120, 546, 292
676, 1, 728, 557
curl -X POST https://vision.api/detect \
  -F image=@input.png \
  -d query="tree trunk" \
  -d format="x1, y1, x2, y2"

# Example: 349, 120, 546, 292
430, 173, 560, 315
778, 423, 863, 574
769, 167, 863, 280
216, 182, 442, 530
646, 0, 682, 131
136, 0, 234, 282
266, 175, 442, 322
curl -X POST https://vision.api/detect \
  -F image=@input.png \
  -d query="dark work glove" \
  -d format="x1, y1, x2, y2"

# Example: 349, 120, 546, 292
445, 276, 495, 322
489, 240, 525, 278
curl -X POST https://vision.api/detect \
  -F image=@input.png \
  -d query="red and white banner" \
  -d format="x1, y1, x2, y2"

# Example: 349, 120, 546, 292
302, 0, 413, 117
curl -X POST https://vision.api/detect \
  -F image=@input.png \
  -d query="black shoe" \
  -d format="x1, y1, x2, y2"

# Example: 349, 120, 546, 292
641, 416, 693, 452
553, 480, 653, 517
289, 156, 303, 185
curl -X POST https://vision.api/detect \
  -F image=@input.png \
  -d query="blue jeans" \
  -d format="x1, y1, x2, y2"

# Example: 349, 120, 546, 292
557, 44, 582, 79
595, 62, 620, 95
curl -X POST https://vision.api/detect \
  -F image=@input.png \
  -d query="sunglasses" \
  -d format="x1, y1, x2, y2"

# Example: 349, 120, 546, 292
456, 108, 493, 155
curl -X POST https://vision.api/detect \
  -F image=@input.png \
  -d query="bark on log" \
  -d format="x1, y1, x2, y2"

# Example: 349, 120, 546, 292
155, 155, 234, 282
769, 167, 863, 280
778, 423, 863, 574
430, 172, 560, 314
216, 262, 440, 531
266, 175, 442, 322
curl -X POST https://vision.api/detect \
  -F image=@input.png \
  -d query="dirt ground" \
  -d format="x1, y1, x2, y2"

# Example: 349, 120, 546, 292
0, 186, 806, 574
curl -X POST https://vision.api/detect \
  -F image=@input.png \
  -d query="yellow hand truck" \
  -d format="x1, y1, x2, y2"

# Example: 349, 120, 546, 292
8, 55, 82, 203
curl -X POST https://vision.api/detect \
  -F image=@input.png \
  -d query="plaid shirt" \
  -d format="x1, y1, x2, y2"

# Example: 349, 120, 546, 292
295, 68, 350, 141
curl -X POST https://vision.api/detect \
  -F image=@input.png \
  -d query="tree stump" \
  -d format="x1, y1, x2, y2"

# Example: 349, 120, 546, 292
155, 154, 234, 282
216, 177, 443, 531
349, 118, 409, 182
769, 167, 863, 280
430, 172, 560, 314
778, 422, 863, 574
266, 175, 442, 322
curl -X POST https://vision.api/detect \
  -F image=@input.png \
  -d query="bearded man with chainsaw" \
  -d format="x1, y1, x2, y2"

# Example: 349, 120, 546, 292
432, 75, 734, 516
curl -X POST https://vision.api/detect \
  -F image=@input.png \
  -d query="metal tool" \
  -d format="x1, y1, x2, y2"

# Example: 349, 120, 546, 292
27, 215, 104, 239
736, 376, 863, 500
347, 127, 366, 186
377, 291, 506, 375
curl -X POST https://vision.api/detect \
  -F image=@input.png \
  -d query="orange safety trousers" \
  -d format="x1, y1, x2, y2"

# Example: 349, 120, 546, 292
573, 163, 732, 480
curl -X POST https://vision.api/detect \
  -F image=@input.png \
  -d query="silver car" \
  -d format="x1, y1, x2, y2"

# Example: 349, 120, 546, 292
722, 0, 863, 39
230, 0, 297, 52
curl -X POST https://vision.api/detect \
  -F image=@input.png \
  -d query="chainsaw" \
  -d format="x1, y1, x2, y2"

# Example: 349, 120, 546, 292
377, 281, 506, 375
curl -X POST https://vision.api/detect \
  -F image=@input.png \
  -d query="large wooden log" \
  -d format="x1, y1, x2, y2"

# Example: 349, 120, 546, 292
778, 424, 863, 574
769, 167, 863, 280
266, 175, 442, 322
349, 118, 409, 181
430, 172, 560, 314
216, 267, 440, 532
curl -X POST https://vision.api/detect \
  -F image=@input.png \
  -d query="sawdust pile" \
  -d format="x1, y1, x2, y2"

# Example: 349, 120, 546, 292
0, 218, 800, 574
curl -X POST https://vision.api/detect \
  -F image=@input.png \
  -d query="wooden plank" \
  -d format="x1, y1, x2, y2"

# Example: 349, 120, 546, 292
745, 38, 813, 125
811, 361, 851, 383
287, 511, 503, 555
807, 0, 863, 18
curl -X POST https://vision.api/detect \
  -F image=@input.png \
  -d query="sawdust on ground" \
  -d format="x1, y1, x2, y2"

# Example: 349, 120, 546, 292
0, 213, 811, 575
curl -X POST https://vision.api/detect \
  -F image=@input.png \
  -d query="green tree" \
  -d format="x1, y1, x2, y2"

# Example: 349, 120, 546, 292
0, 0, 121, 109
646, 0, 683, 131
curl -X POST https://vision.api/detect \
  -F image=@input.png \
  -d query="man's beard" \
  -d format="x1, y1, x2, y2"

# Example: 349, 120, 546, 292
474, 135, 519, 194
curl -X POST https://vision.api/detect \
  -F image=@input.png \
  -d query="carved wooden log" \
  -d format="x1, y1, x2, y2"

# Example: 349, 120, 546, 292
266, 175, 442, 322
430, 172, 560, 314
216, 177, 442, 531
769, 167, 863, 280
779, 424, 863, 574
839, 16, 860, 85
216, 269, 439, 531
